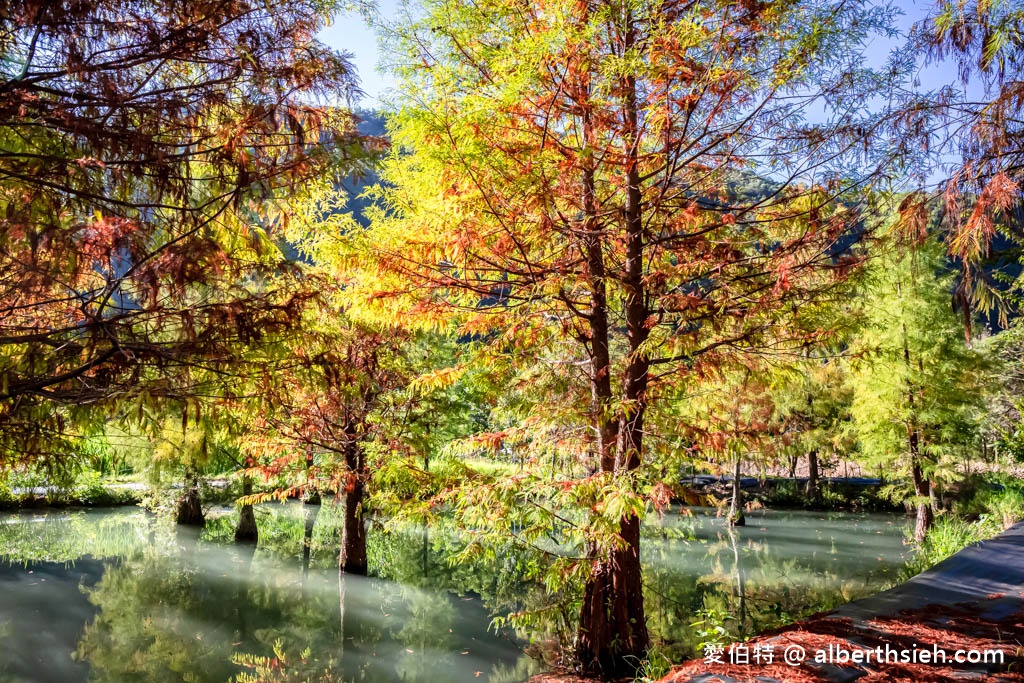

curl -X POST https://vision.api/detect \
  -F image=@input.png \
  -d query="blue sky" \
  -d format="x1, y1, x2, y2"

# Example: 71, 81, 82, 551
318, 1, 400, 107
319, 0, 953, 109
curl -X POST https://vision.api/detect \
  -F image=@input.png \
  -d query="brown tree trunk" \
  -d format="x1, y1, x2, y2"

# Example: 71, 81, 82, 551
303, 450, 321, 505
235, 475, 258, 543
581, 101, 616, 473
176, 470, 204, 527
576, 38, 650, 671
339, 441, 368, 575
577, 512, 647, 676
302, 502, 320, 578
729, 457, 746, 526
806, 449, 820, 503
902, 303, 933, 543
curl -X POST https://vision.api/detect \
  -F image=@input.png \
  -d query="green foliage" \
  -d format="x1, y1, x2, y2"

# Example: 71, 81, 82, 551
233, 640, 340, 683
629, 647, 673, 683
0, 464, 141, 508
759, 481, 899, 512
956, 476, 1024, 529
848, 235, 990, 483
690, 607, 731, 651
0, 509, 154, 563
900, 515, 1001, 580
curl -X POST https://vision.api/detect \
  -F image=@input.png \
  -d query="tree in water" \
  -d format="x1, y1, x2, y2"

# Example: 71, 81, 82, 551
236, 297, 411, 574
146, 418, 219, 528
235, 466, 259, 543
772, 346, 857, 506
176, 472, 205, 528
363, 0, 898, 673
849, 234, 989, 542
0, 0, 371, 475
679, 369, 785, 528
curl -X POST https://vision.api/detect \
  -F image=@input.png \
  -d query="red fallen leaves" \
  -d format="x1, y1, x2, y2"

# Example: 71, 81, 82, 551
660, 599, 1024, 682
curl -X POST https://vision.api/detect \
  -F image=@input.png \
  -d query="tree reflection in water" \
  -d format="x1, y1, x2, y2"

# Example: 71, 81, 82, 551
0, 505, 907, 682
72, 503, 533, 683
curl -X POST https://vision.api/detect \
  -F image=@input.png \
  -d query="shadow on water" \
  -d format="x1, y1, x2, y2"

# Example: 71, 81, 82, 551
0, 505, 908, 682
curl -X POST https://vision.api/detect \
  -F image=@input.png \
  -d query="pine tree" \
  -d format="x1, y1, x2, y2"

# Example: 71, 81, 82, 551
849, 236, 989, 542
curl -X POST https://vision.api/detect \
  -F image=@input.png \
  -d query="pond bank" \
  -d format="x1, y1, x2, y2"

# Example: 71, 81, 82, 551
658, 520, 1024, 682
0, 478, 238, 510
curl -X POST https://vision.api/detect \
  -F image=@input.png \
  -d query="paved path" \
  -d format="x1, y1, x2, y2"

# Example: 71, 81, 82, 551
660, 522, 1024, 682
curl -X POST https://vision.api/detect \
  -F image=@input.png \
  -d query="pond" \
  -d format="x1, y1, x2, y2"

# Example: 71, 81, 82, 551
0, 504, 909, 682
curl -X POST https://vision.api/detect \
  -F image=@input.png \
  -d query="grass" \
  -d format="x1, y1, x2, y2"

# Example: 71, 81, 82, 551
0, 468, 143, 509
629, 648, 673, 683
900, 514, 1003, 580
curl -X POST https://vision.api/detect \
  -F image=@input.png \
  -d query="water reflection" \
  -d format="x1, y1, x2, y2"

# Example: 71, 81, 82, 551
643, 508, 908, 660
0, 505, 907, 682
73, 514, 527, 683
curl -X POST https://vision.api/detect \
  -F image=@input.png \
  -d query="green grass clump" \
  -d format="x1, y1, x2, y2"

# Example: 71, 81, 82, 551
900, 515, 1001, 580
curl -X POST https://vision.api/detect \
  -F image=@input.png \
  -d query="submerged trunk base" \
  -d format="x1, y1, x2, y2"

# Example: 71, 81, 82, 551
235, 478, 257, 543
339, 462, 368, 573
339, 477, 367, 575
176, 486, 205, 527
728, 459, 745, 526
235, 504, 258, 543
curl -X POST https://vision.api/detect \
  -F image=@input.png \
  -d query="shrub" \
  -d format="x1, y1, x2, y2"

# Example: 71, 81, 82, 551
958, 477, 1024, 529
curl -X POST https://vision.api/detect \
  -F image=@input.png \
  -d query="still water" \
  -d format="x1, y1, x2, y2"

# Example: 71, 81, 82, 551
0, 505, 909, 683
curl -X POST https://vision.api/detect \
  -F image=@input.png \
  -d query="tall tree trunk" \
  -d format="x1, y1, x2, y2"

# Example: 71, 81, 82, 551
806, 449, 820, 503
576, 30, 650, 671
911, 454, 933, 543
176, 469, 204, 527
339, 440, 368, 575
235, 475, 258, 543
582, 108, 615, 473
902, 309, 933, 543
423, 451, 430, 577
302, 501, 320, 577
577, 512, 647, 676
303, 450, 321, 505
729, 457, 746, 526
